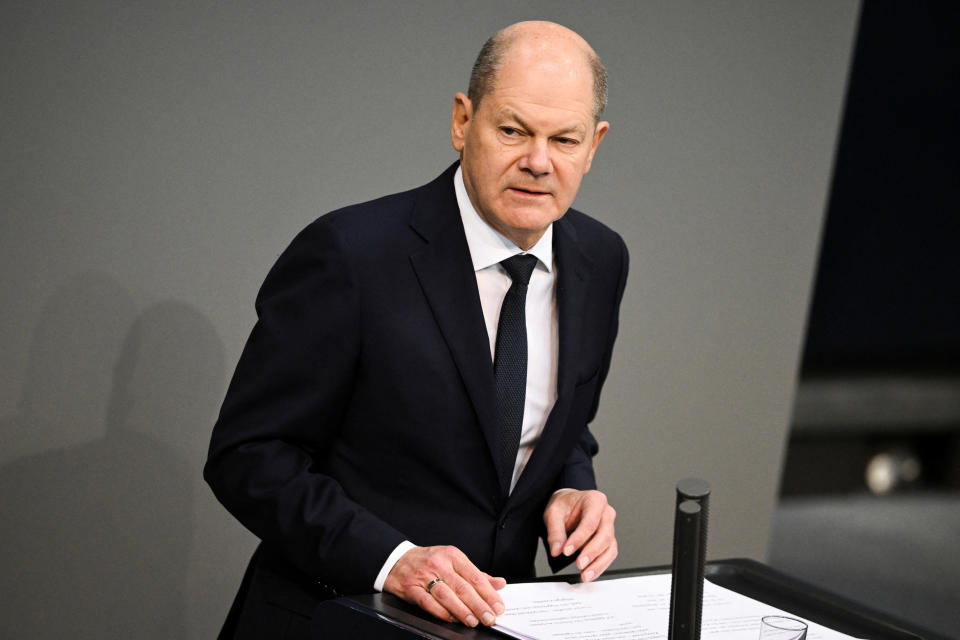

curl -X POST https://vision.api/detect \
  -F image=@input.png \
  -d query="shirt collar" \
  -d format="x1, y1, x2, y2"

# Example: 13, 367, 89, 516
454, 165, 554, 273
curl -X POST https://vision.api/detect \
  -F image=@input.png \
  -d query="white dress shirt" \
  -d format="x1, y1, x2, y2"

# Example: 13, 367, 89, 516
372, 167, 560, 591
454, 166, 559, 491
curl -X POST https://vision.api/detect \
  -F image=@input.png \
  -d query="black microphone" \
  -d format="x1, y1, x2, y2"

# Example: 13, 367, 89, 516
668, 478, 710, 640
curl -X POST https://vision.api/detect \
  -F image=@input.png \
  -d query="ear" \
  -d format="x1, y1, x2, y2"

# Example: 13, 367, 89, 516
451, 92, 473, 153
583, 120, 610, 174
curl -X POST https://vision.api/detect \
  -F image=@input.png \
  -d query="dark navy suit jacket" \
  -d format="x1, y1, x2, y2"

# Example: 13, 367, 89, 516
204, 162, 628, 638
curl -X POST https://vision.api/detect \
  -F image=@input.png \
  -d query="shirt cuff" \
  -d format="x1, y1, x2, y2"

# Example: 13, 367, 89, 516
373, 540, 417, 592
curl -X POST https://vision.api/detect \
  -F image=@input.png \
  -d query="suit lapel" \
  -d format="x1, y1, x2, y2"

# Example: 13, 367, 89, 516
553, 216, 592, 400
407, 166, 502, 485
512, 215, 593, 500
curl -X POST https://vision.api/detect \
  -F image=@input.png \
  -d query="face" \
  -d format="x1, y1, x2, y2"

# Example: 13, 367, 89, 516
451, 50, 609, 249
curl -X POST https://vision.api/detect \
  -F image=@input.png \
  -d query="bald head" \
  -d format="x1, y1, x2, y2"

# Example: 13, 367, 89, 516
468, 21, 608, 121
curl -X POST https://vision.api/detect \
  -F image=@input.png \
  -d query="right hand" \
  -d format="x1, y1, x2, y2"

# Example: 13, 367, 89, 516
383, 545, 506, 627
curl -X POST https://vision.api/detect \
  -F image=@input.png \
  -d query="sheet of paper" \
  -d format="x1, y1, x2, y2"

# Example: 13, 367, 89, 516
493, 574, 864, 640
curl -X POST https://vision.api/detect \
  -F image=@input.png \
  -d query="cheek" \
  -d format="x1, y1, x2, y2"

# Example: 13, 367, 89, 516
478, 162, 510, 194
555, 167, 582, 197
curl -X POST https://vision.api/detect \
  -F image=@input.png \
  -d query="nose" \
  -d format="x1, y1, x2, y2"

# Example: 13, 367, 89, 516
518, 139, 551, 177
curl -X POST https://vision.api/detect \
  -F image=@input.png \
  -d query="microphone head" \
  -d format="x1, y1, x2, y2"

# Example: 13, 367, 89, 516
676, 478, 710, 501
678, 500, 701, 516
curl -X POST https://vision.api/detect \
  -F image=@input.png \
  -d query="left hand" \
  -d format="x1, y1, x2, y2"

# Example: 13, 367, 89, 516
543, 489, 617, 582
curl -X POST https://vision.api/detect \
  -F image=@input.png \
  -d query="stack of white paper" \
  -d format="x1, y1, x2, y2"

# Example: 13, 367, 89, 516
493, 574, 863, 640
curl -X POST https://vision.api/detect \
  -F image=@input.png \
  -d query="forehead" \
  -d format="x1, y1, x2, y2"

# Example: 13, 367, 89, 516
484, 47, 595, 124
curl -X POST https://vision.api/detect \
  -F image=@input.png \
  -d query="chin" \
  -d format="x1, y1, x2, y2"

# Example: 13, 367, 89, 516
504, 204, 561, 224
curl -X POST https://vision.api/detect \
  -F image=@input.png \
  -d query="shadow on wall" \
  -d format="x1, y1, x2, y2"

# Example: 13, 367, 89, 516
0, 272, 225, 640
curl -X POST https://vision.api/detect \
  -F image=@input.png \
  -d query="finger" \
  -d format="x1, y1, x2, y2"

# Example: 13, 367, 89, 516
451, 560, 505, 620
428, 578, 486, 627
487, 574, 507, 591
410, 586, 456, 623
574, 504, 617, 570
543, 492, 576, 557
562, 494, 606, 555
470, 572, 506, 616
580, 538, 618, 582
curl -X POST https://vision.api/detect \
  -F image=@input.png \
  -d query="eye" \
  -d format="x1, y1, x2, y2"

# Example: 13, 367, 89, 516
500, 127, 520, 136
554, 136, 579, 146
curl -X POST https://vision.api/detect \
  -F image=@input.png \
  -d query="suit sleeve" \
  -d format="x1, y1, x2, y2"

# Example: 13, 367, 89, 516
204, 218, 406, 594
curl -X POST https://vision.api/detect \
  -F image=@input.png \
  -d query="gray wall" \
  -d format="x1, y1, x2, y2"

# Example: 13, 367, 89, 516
0, 1, 859, 637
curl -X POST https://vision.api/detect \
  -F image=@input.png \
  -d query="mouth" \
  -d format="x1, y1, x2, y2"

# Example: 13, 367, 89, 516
508, 187, 550, 197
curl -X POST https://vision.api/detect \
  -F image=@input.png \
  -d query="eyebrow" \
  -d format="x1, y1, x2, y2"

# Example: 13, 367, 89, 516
501, 109, 587, 138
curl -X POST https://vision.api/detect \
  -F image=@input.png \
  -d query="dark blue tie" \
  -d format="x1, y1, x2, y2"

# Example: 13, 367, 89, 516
494, 254, 539, 495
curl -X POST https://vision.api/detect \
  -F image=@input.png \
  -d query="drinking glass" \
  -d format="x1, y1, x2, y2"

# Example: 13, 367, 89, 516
758, 615, 808, 640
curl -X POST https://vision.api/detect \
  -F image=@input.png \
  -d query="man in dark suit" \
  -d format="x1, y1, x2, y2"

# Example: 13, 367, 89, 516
205, 20, 628, 637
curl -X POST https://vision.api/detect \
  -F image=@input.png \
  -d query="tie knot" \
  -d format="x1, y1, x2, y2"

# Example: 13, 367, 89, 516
500, 254, 539, 286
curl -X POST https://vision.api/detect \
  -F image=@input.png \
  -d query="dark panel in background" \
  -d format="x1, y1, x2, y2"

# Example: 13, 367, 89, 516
802, 2, 959, 374
782, 3, 960, 496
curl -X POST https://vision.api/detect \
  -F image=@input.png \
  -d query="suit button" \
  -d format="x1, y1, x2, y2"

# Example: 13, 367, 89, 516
499, 516, 508, 529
